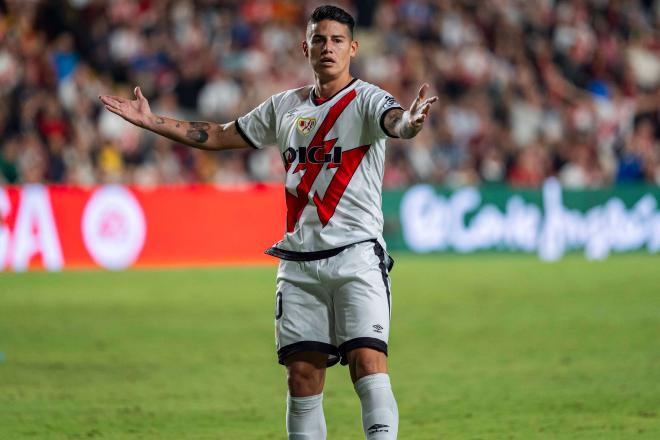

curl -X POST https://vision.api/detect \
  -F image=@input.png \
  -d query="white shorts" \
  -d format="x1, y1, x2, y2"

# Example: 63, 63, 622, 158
274, 240, 393, 367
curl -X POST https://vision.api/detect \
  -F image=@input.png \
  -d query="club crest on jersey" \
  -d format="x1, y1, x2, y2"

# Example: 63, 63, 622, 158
296, 117, 317, 135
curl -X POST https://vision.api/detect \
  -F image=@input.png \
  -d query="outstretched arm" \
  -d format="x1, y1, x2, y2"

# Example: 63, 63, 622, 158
383, 83, 438, 139
99, 87, 249, 151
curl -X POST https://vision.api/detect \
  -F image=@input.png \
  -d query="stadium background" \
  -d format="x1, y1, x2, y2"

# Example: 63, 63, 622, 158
1, 0, 659, 439
1, 0, 658, 189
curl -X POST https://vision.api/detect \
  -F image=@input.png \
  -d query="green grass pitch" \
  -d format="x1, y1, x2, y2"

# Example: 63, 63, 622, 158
1, 254, 659, 439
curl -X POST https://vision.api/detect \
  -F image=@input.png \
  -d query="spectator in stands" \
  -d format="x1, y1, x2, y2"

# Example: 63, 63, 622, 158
0, 0, 657, 188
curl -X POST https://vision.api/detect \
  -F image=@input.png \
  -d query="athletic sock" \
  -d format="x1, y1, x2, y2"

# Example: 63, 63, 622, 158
286, 393, 327, 440
355, 373, 399, 439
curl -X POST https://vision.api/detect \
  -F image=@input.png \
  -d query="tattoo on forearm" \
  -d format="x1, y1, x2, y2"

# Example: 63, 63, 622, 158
186, 122, 211, 143
385, 109, 420, 138
187, 129, 209, 143
190, 122, 211, 129
176, 122, 180, 128
155, 117, 165, 124
384, 109, 403, 137
388, 112, 401, 128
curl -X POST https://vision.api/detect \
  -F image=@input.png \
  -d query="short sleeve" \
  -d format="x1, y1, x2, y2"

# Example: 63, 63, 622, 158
364, 86, 404, 139
235, 97, 277, 149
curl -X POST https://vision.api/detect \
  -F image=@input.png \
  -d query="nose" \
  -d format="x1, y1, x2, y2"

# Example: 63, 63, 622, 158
321, 39, 333, 54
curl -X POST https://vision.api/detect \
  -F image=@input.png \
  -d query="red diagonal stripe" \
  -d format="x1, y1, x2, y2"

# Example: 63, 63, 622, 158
313, 144, 370, 226
286, 89, 357, 232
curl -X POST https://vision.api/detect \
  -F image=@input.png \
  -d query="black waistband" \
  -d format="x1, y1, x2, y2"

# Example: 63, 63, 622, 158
264, 239, 376, 262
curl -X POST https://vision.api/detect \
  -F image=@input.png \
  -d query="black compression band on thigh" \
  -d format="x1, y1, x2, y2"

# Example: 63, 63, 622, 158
278, 341, 341, 367
337, 337, 388, 366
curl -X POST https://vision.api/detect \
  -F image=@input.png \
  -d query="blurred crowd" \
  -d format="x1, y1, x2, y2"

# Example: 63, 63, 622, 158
0, 0, 659, 189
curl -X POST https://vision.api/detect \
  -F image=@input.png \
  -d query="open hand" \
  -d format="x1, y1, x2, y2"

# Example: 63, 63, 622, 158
99, 87, 152, 128
408, 83, 438, 128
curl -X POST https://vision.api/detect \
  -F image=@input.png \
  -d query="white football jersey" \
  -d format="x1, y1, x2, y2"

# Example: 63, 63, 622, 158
236, 79, 402, 254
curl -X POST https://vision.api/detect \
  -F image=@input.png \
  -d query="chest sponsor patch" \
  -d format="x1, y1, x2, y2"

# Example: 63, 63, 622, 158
296, 117, 317, 135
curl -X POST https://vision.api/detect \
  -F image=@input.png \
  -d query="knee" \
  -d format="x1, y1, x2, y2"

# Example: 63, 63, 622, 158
288, 364, 325, 397
352, 357, 384, 378
286, 353, 327, 397
347, 348, 387, 383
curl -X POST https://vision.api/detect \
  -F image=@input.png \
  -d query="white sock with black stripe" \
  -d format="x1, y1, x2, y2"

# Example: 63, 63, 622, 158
355, 373, 398, 439
286, 393, 326, 440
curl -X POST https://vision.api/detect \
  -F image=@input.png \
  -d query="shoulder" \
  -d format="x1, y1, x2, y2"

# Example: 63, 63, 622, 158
353, 79, 391, 98
353, 80, 399, 114
272, 85, 313, 107
353, 80, 401, 121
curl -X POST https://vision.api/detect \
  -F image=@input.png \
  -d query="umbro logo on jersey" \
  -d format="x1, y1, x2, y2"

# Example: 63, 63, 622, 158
296, 117, 317, 135
367, 424, 390, 435
372, 324, 384, 333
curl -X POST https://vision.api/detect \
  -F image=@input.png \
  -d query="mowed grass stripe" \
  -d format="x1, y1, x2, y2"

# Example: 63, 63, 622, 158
0, 254, 658, 439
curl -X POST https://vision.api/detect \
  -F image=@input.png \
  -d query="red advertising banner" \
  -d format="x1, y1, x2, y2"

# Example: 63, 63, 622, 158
0, 184, 286, 271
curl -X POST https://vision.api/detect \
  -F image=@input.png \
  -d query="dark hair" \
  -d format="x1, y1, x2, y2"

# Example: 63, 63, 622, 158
308, 5, 355, 38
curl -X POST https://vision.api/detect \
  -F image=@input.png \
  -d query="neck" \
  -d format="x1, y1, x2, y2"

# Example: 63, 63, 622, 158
314, 73, 354, 99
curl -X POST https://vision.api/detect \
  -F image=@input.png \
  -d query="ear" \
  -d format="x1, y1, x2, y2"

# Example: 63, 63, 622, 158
350, 40, 358, 58
302, 40, 309, 58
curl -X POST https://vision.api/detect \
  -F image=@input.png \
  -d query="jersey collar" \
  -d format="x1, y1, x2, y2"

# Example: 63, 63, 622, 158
309, 78, 359, 107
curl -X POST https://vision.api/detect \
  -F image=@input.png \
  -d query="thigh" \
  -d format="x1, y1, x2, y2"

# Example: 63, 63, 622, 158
332, 241, 392, 365
275, 260, 339, 366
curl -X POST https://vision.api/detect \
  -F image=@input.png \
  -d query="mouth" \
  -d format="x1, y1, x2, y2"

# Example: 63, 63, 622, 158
320, 57, 335, 65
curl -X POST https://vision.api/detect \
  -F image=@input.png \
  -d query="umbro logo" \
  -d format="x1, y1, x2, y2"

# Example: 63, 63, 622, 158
367, 424, 390, 435
372, 324, 384, 333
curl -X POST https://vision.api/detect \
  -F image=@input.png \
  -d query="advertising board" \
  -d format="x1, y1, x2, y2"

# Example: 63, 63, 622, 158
0, 184, 285, 271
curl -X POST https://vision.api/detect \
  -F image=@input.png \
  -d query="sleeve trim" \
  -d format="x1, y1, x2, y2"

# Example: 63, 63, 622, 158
379, 106, 405, 139
234, 118, 260, 149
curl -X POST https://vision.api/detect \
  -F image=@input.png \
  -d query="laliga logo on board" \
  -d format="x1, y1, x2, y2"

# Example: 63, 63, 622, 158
296, 117, 317, 135
0, 185, 146, 271
0, 185, 63, 271
82, 186, 146, 270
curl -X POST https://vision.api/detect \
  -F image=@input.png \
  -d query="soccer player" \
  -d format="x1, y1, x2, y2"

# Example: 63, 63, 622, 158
100, 5, 437, 439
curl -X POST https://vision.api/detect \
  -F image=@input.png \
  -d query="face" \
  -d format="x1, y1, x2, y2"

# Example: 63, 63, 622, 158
303, 19, 357, 79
